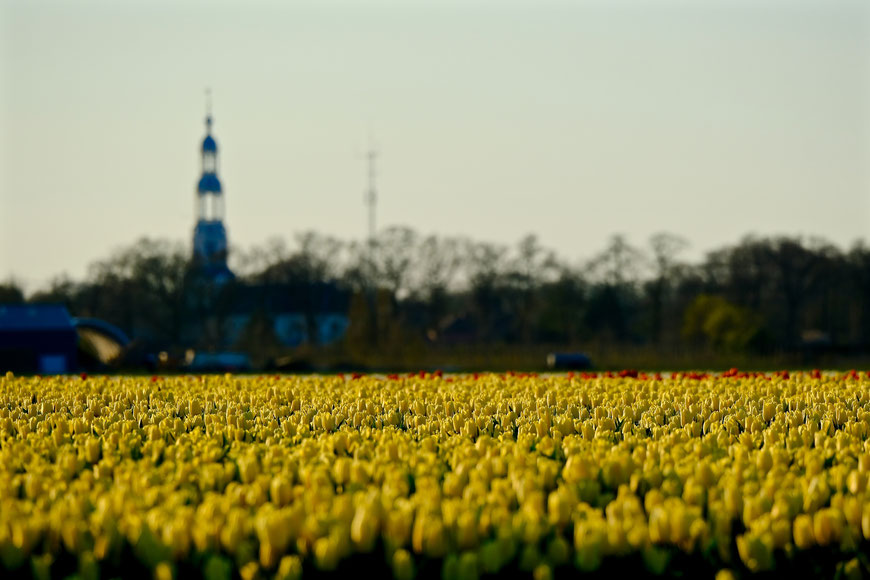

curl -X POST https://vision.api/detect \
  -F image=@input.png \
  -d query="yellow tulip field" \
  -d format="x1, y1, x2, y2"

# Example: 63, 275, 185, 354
2, 370, 870, 579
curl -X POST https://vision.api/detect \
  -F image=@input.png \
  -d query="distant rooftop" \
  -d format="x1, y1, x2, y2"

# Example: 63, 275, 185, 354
0, 304, 74, 331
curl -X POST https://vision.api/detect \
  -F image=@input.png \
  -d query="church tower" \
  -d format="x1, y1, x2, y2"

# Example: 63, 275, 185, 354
193, 94, 233, 282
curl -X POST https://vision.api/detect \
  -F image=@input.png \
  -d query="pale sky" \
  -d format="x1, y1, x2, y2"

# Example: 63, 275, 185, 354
1, 0, 869, 292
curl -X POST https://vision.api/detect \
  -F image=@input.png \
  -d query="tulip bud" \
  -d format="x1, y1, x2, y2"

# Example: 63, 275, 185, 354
84, 437, 101, 464
533, 564, 553, 580
275, 556, 302, 580
546, 536, 570, 567
813, 509, 843, 546
351, 506, 379, 552
695, 462, 714, 488
642, 546, 670, 575
238, 456, 260, 484
847, 470, 866, 495
392, 549, 415, 580
313, 537, 339, 571
456, 511, 478, 550
547, 490, 572, 528
457, 552, 479, 580
736, 532, 774, 572
648, 507, 670, 544
270, 476, 292, 507
756, 449, 772, 474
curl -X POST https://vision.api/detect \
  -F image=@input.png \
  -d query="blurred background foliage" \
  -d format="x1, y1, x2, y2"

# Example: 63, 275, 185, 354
2, 229, 868, 371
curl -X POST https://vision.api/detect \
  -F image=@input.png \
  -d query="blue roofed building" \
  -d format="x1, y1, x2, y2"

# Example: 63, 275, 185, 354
0, 304, 78, 374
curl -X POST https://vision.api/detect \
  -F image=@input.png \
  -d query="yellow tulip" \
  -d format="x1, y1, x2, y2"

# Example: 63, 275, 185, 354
392, 549, 415, 580
275, 555, 302, 580
351, 505, 379, 552
3, 371, 870, 577
813, 509, 843, 546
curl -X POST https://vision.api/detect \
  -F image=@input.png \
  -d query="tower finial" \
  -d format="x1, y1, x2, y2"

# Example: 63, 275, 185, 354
205, 87, 213, 130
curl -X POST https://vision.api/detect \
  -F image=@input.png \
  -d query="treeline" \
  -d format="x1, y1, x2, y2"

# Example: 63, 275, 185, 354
2, 229, 869, 365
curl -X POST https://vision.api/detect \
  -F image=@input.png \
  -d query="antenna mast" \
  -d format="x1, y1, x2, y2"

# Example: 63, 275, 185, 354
365, 146, 378, 281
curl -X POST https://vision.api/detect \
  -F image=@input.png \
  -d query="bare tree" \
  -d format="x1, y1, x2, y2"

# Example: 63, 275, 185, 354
410, 235, 464, 301
374, 226, 419, 298
587, 234, 645, 287
647, 232, 689, 343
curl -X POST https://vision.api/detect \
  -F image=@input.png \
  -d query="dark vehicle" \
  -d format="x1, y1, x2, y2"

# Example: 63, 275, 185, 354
547, 352, 592, 371
187, 352, 253, 372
